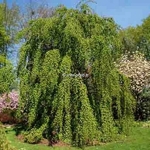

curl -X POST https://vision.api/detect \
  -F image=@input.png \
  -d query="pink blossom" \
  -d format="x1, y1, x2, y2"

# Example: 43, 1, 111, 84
0, 90, 19, 113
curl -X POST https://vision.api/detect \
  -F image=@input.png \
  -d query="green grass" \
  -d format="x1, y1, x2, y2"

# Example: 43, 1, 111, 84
5, 122, 150, 150
5, 127, 78, 150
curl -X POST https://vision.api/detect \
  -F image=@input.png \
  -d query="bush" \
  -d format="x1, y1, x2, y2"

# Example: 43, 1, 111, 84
24, 128, 43, 144
136, 87, 150, 120
0, 123, 16, 150
24, 131, 43, 144
0, 91, 19, 123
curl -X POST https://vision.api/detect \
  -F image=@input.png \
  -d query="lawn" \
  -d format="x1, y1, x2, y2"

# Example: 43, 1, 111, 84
5, 122, 150, 150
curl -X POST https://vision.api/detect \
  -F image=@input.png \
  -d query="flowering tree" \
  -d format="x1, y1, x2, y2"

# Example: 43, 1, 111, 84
0, 91, 19, 123
116, 52, 150, 120
0, 91, 19, 113
116, 52, 150, 94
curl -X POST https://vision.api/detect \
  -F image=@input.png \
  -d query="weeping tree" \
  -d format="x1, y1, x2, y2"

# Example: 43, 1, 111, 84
17, 4, 135, 147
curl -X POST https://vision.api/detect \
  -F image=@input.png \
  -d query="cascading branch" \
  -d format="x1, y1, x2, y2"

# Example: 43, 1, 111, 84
17, 4, 135, 147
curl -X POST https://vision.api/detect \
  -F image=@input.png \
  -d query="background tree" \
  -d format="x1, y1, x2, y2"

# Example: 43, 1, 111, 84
118, 15, 150, 120
0, 1, 20, 58
116, 52, 150, 120
0, 3, 15, 94
119, 15, 150, 60
0, 3, 10, 57
18, 0, 55, 31
119, 27, 141, 55
116, 52, 150, 94
0, 56, 15, 94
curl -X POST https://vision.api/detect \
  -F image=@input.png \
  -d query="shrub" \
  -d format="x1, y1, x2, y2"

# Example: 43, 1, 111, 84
0, 91, 19, 123
136, 87, 150, 120
0, 123, 16, 150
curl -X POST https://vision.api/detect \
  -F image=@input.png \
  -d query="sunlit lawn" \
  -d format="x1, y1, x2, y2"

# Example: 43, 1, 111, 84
5, 122, 150, 150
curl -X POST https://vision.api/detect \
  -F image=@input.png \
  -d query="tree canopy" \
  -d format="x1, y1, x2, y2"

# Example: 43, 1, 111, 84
0, 3, 15, 94
3, 0, 150, 148
17, 5, 135, 146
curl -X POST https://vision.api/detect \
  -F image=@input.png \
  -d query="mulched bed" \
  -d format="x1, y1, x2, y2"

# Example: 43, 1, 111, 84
0, 112, 18, 124
16, 133, 70, 147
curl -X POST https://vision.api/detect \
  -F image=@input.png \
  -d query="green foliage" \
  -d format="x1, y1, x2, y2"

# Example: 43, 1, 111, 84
24, 123, 48, 144
0, 2, 20, 60
118, 15, 150, 120
0, 4, 15, 95
4, 123, 150, 150
0, 124, 16, 150
0, 3, 10, 55
17, 5, 135, 147
119, 27, 141, 55
90, 17, 135, 141
71, 78, 99, 146
137, 87, 150, 120
116, 52, 150, 121
52, 55, 72, 144
0, 55, 15, 94
119, 15, 150, 60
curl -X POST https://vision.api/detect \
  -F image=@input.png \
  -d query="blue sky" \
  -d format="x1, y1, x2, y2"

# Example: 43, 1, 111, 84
0, 0, 150, 28
0, 0, 150, 65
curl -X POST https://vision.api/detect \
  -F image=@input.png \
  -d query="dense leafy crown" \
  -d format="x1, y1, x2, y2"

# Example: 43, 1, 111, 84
17, 5, 135, 146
